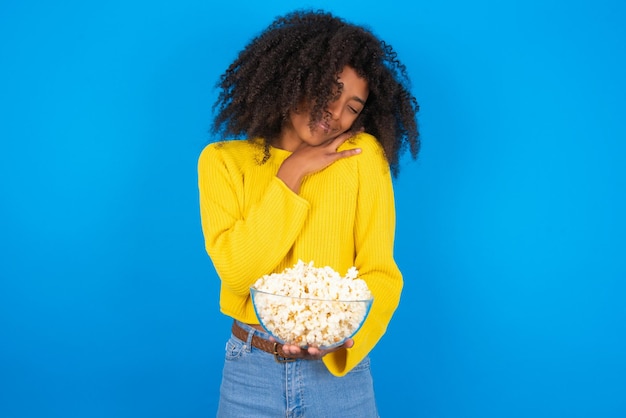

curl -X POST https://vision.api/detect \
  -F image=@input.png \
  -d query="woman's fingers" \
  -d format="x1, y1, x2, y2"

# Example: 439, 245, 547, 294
280, 337, 354, 360
335, 147, 361, 159
326, 130, 362, 159
328, 129, 359, 149
277, 130, 363, 193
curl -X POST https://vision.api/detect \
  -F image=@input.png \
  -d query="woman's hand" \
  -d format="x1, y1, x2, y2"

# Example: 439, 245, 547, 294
273, 337, 354, 360
277, 131, 362, 193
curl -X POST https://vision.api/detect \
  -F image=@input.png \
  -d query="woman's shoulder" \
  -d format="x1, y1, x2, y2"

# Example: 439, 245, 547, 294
199, 138, 261, 162
198, 140, 252, 175
202, 138, 255, 153
343, 132, 384, 154
343, 132, 388, 166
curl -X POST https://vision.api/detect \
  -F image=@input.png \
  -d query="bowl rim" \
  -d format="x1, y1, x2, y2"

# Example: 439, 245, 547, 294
250, 286, 374, 304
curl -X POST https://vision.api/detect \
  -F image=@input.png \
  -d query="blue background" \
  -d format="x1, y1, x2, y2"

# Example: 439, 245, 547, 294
1, 0, 625, 417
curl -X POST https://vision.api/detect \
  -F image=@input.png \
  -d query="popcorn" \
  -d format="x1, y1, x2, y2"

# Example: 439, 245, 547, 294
251, 260, 372, 348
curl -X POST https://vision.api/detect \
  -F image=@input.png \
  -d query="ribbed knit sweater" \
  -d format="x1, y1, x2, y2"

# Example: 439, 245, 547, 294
197, 132, 403, 376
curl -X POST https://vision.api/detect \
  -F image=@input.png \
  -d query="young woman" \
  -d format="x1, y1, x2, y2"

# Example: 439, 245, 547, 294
198, 9, 420, 417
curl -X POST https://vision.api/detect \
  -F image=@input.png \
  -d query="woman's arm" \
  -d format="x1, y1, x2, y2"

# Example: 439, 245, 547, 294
323, 134, 404, 376
198, 144, 310, 295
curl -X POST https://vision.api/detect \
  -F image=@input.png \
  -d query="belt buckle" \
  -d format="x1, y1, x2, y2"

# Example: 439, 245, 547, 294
273, 342, 296, 363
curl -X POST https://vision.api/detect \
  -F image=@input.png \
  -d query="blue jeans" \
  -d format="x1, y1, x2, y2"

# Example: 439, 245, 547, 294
217, 321, 379, 418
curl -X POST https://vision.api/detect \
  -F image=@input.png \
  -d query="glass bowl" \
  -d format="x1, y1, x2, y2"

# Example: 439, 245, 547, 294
250, 287, 373, 349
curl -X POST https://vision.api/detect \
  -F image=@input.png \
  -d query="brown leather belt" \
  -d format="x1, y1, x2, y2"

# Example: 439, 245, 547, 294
231, 321, 297, 363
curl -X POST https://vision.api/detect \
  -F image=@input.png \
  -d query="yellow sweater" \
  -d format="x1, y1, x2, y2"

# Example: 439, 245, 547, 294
197, 132, 403, 376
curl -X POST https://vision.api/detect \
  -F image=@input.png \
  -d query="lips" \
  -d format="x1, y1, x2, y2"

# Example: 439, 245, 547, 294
318, 121, 331, 133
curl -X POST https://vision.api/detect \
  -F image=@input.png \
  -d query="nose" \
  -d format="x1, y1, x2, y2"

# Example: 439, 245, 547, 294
326, 102, 341, 121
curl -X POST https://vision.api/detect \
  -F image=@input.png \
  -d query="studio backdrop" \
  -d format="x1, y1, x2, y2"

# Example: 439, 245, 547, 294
1, 0, 625, 417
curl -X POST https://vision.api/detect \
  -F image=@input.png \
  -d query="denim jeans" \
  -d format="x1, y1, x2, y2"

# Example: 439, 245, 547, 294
216, 321, 379, 418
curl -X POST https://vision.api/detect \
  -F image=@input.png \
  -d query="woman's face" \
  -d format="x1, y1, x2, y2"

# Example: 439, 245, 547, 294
278, 66, 369, 151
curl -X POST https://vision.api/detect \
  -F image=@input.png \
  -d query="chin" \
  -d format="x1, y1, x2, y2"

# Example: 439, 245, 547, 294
304, 131, 330, 145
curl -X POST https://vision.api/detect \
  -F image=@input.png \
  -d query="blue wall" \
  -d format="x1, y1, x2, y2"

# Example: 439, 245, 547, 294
1, 1, 624, 417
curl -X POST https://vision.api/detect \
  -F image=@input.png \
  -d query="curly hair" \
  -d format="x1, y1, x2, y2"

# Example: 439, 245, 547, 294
211, 9, 420, 176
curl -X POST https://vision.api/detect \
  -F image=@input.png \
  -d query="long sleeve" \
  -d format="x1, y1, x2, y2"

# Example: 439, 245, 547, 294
322, 135, 403, 376
198, 142, 310, 296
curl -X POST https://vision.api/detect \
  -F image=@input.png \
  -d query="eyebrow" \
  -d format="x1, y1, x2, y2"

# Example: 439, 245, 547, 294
351, 96, 367, 105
